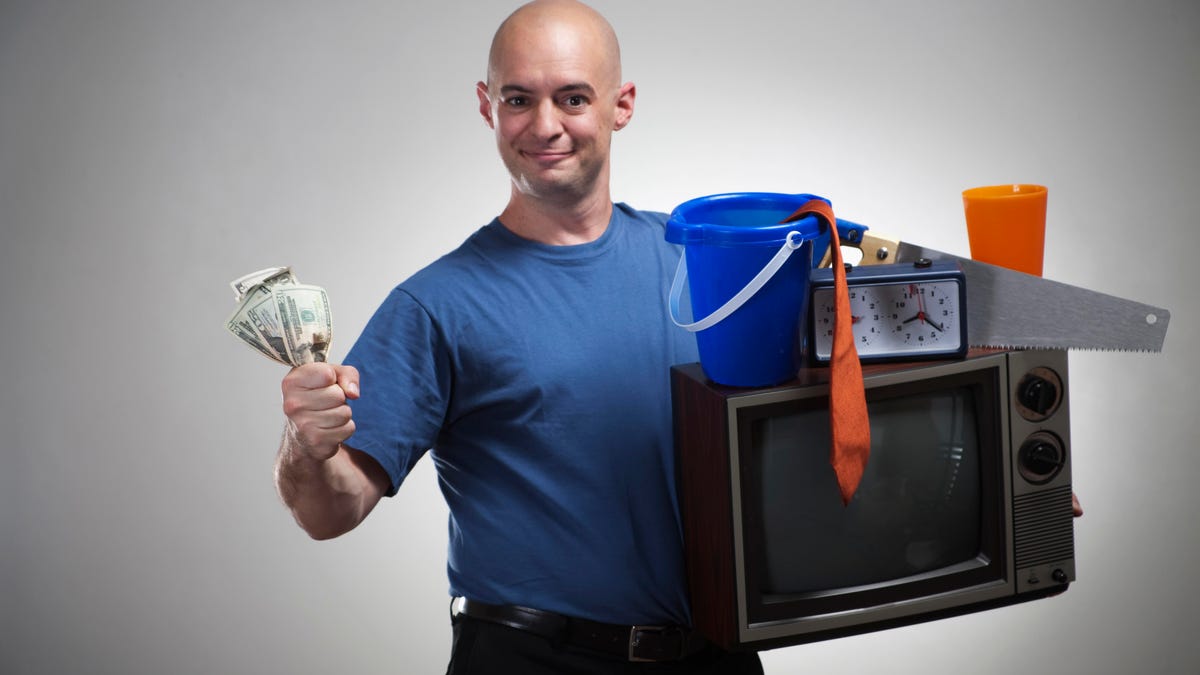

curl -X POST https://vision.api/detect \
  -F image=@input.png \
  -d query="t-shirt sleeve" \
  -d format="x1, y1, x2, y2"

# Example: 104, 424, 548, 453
342, 287, 451, 496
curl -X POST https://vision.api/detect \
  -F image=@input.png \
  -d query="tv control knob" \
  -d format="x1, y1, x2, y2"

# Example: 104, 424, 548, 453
1052, 568, 1069, 584
1018, 432, 1066, 484
1015, 367, 1064, 422
1019, 376, 1057, 414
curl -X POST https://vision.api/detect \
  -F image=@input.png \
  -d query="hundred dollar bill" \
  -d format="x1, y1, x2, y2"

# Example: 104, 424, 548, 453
228, 283, 292, 363
229, 266, 295, 302
274, 284, 332, 365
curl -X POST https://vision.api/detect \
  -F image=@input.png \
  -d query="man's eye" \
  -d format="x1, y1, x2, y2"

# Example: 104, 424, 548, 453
504, 96, 528, 107
564, 95, 587, 108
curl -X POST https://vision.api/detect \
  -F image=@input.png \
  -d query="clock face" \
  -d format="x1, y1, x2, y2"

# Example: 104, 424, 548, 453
812, 279, 964, 360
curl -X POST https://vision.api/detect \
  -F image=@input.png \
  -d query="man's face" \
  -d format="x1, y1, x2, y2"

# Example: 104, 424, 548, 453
477, 20, 633, 206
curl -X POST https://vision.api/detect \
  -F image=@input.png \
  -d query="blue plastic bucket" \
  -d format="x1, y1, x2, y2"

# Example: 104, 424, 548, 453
666, 192, 831, 387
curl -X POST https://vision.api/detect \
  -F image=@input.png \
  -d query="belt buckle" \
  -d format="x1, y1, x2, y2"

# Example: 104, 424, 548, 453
628, 625, 679, 662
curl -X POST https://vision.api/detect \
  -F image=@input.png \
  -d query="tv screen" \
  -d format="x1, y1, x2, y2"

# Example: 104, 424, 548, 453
737, 370, 1005, 625
751, 386, 982, 595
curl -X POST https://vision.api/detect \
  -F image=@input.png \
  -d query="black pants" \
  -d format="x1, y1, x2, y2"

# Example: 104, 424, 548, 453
447, 614, 764, 675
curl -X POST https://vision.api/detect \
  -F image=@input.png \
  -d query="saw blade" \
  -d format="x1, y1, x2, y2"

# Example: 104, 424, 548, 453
888, 241, 1170, 352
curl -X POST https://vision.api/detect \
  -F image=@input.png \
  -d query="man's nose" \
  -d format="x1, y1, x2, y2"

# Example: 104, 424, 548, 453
531, 99, 564, 139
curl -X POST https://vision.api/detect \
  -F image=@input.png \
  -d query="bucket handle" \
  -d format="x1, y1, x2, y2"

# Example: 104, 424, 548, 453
668, 230, 808, 332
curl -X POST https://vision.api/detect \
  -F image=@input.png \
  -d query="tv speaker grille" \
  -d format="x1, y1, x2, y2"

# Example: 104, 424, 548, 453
1013, 485, 1075, 569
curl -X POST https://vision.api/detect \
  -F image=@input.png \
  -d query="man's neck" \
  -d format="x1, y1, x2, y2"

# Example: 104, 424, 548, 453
498, 188, 614, 246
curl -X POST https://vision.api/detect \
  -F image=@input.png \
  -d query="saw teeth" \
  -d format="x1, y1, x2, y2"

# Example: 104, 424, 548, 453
969, 343, 1159, 353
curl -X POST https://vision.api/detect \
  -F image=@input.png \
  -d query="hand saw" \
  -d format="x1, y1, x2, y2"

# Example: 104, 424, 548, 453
824, 225, 1171, 352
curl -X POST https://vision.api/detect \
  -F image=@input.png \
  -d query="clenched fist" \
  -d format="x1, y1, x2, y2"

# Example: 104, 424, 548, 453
281, 362, 360, 462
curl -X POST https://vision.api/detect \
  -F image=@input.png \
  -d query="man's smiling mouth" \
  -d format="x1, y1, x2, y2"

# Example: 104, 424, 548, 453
524, 149, 573, 162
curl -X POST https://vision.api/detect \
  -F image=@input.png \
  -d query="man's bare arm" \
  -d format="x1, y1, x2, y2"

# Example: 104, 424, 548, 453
275, 363, 389, 539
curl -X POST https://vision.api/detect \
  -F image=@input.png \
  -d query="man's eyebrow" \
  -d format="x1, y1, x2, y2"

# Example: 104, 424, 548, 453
555, 83, 597, 96
497, 83, 597, 96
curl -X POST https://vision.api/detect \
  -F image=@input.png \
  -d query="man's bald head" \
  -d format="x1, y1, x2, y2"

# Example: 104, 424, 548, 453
486, 0, 622, 91
476, 0, 636, 228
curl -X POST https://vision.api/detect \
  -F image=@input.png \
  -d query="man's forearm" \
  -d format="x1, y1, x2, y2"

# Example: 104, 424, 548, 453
274, 433, 380, 540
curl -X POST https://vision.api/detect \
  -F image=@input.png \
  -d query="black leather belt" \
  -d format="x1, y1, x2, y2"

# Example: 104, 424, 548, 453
451, 597, 710, 662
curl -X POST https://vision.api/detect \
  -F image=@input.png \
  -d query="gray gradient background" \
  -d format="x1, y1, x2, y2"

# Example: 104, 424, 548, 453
2, 1, 1197, 673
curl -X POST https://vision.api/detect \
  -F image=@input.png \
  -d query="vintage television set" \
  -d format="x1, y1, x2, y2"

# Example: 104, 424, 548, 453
671, 348, 1075, 650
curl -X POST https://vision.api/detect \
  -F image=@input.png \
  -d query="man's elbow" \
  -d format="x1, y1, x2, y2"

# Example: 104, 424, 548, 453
304, 524, 348, 541
290, 509, 359, 541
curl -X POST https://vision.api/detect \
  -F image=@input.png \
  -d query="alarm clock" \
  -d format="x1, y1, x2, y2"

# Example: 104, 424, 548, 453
809, 259, 968, 363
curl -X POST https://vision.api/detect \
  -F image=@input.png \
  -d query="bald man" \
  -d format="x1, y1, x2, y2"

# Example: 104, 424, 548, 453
275, 2, 763, 672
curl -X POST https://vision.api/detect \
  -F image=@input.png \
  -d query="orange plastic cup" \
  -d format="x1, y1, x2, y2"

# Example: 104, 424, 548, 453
962, 184, 1048, 276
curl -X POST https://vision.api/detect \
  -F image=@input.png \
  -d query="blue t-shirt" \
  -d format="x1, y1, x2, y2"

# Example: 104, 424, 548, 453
343, 203, 699, 625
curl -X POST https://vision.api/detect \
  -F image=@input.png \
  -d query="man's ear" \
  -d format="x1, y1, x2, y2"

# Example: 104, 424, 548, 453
476, 81, 495, 129
613, 81, 636, 131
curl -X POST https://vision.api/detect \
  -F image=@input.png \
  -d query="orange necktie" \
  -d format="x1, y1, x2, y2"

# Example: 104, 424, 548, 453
781, 199, 871, 505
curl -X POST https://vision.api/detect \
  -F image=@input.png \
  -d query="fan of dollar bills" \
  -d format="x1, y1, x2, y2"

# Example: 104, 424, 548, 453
225, 266, 331, 366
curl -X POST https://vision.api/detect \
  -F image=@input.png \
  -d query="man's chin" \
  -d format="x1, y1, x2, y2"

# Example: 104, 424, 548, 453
506, 159, 604, 205
516, 179, 587, 204
515, 168, 584, 196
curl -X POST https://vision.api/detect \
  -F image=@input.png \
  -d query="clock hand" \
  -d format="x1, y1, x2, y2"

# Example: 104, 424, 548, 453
912, 283, 929, 317
903, 312, 942, 332
903, 284, 947, 331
